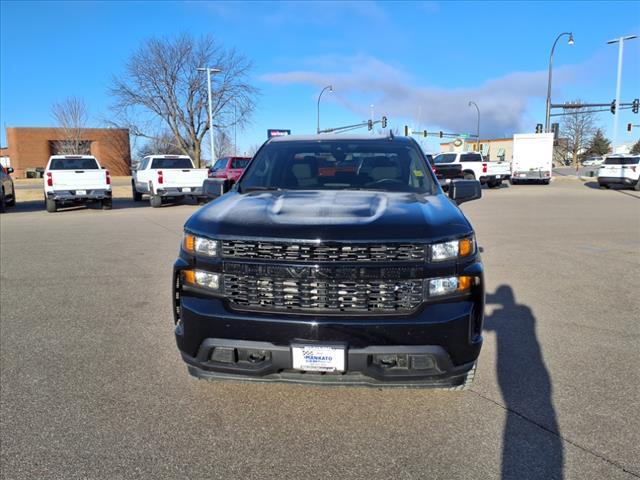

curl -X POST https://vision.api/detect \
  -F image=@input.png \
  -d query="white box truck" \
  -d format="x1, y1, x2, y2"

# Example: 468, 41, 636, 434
511, 133, 554, 185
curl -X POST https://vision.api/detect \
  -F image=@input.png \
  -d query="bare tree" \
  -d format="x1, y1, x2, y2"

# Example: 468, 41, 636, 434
560, 101, 597, 170
245, 144, 262, 157
110, 34, 258, 167
136, 130, 183, 159
214, 129, 234, 162
51, 96, 89, 154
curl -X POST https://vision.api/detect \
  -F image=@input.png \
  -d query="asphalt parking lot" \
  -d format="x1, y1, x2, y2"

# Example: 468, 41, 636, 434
1, 180, 639, 479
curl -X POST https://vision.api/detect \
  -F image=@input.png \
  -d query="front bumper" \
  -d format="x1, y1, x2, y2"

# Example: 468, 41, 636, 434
174, 264, 484, 387
598, 176, 638, 186
47, 189, 111, 202
156, 186, 204, 197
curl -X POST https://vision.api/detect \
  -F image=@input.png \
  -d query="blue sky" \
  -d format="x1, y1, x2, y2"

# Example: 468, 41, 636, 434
1, 0, 639, 156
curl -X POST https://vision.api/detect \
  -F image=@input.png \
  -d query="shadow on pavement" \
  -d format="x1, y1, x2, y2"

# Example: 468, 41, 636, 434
484, 286, 564, 480
2, 197, 206, 214
583, 181, 640, 198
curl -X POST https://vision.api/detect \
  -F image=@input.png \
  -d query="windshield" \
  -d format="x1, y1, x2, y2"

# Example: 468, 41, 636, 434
150, 157, 193, 169
604, 157, 639, 165
49, 157, 99, 170
212, 158, 229, 170
433, 153, 457, 164
231, 158, 250, 169
239, 139, 436, 193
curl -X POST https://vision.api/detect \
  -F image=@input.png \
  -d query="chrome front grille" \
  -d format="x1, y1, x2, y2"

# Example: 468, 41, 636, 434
224, 275, 423, 314
221, 240, 425, 262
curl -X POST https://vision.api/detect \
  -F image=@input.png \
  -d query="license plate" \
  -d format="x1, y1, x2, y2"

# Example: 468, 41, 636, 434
292, 345, 345, 372
183, 187, 191, 192
76, 190, 86, 195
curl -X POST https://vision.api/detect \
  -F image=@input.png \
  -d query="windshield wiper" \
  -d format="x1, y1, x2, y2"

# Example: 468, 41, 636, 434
241, 186, 285, 193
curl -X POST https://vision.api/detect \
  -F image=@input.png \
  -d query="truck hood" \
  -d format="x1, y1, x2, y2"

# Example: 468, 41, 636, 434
185, 190, 473, 242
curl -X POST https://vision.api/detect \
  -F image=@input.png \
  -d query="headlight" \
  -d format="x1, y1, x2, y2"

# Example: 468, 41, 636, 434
427, 276, 472, 297
182, 269, 221, 291
430, 236, 475, 261
183, 233, 219, 257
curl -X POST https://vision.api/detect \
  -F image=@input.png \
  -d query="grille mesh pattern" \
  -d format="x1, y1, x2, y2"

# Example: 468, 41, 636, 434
222, 240, 425, 262
224, 275, 423, 313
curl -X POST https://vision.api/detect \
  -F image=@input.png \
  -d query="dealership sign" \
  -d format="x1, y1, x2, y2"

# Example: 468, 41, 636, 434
267, 129, 291, 138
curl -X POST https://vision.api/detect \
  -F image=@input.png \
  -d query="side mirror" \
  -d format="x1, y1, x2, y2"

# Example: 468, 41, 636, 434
7, 167, 14, 174
448, 179, 481, 205
203, 178, 231, 199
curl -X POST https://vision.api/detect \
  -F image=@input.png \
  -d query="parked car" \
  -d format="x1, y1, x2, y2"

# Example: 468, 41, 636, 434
208, 156, 251, 184
597, 155, 640, 190
173, 134, 484, 389
132, 155, 209, 207
511, 133, 553, 184
0, 165, 16, 213
582, 156, 604, 167
43, 155, 111, 213
432, 151, 510, 188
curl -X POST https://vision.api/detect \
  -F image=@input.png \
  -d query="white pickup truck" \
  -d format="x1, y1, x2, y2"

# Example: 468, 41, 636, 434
432, 152, 511, 188
44, 155, 112, 213
132, 155, 208, 207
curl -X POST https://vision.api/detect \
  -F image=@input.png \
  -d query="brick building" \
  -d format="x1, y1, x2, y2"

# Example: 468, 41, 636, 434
0, 127, 131, 178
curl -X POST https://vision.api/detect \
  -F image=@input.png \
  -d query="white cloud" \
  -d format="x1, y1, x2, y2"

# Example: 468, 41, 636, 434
261, 54, 583, 137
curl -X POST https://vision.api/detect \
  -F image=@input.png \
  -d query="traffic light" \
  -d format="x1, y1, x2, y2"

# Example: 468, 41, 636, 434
632, 99, 639, 114
535, 123, 543, 134
628, 123, 633, 133
611, 100, 616, 114
367, 119, 373, 131
381, 116, 387, 128
404, 125, 412, 136
439, 131, 443, 138
551, 123, 559, 140
422, 130, 428, 137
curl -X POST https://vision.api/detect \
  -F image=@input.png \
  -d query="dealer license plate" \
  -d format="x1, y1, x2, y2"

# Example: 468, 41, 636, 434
183, 187, 191, 192
292, 345, 345, 372
76, 190, 86, 195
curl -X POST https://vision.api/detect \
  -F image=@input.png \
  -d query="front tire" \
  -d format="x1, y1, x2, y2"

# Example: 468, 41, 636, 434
150, 194, 162, 208
447, 362, 477, 391
634, 181, 640, 191
45, 198, 57, 213
0, 189, 6, 213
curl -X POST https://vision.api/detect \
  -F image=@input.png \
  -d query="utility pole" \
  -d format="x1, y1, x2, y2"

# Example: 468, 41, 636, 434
197, 67, 222, 167
607, 35, 637, 152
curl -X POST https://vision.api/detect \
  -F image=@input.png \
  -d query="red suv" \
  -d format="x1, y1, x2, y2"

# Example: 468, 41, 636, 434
208, 157, 251, 183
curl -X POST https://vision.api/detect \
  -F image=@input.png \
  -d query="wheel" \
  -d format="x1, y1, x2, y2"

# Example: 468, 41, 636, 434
635, 181, 640, 191
150, 194, 162, 208
132, 182, 142, 201
463, 172, 475, 181
45, 198, 57, 213
447, 362, 477, 391
6, 189, 15, 206
0, 189, 5, 213
510, 178, 518, 185
602, 184, 610, 189
487, 180, 497, 188
102, 199, 112, 210
542, 179, 550, 185
495, 180, 503, 187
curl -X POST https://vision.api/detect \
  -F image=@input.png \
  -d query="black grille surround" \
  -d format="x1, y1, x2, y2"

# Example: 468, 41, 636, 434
222, 240, 426, 263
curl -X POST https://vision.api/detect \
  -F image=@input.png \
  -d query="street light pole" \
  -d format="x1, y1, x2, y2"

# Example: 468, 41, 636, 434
545, 32, 574, 133
317, 85, 333, 134
608, 35, 637, 152
468, 101, 480, 151
197, 67, 222, 166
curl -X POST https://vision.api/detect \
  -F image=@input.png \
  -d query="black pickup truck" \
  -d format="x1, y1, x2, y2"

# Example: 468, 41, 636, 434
173, 134, 484, 389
